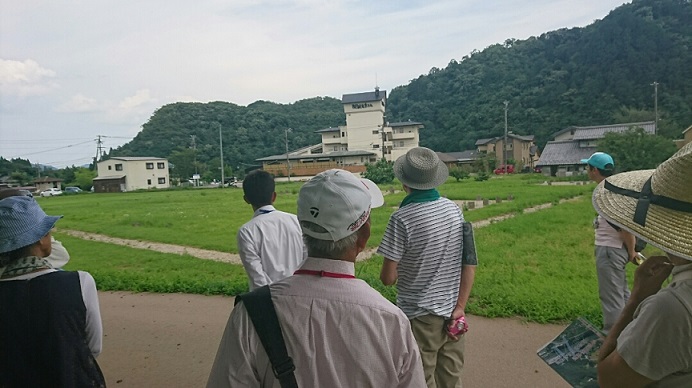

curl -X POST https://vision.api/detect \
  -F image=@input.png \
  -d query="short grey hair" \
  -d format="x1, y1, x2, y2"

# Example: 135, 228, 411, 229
300, 221, 359, 259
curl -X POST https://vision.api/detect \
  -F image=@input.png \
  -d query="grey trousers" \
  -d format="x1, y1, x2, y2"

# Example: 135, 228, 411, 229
595, 245, 630, 333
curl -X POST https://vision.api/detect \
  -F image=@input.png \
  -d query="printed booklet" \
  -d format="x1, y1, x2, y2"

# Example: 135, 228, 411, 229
537, 317, 605, 388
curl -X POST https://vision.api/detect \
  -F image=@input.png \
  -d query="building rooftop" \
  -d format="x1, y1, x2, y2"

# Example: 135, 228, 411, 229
315, 127, 340, 133
342, 89, 387, 104
388, 121, 423, 127
572, 121, 655, 140
106, 157, 167, 162
475, 138, 494, 146
93, 175, 126, 180
536, 141, 595, 167
447, 150, 481, 161
32, 176, 63, 183
474, 133, 534, 146
552, 121, 655, 140
256, 150, 376, 162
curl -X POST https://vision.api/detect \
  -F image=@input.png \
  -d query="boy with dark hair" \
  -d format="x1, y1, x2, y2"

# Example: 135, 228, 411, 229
582, 152, 637, 333
241, 170, 275, 208
237, 170, 306, 290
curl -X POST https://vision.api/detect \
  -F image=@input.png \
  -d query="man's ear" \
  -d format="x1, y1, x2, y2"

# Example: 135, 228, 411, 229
39, 233, 52, 258
356, 218, 371, 252
243, 195, 251, 205
271, 192, 277, 203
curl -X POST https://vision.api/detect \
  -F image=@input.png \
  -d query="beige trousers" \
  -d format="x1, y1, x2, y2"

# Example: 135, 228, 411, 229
410, 314, 466, 388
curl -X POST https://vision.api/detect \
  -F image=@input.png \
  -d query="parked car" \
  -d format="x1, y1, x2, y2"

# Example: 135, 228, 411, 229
493, 164, 515, 174
64, 186, 83, 194
40, 188, 63, 197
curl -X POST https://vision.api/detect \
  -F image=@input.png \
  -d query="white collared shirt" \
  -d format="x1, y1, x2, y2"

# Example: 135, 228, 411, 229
207, 257, 426, 387
236, 205, 306, 290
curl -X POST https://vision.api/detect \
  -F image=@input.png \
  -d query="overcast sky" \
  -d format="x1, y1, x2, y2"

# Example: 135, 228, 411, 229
0, 0, 627, 168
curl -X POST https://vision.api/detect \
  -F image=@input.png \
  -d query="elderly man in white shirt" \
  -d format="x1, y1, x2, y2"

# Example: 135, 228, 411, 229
236, 170, 306, 290
208, 169, 426, 388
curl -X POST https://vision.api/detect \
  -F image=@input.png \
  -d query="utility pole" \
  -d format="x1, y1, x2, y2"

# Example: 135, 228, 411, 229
190, 135, 198, 186
503, 101, 509, 165
218, 123, 225, 188
285, 128, 292, 183
190, 135, 197, 174
651, 81, 659, 135
95, 135, 104, 163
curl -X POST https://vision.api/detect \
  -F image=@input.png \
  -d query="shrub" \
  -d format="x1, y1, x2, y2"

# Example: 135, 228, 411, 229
449, 166, 470, 182
475, 172, 489, 181
363, 158, 394, 184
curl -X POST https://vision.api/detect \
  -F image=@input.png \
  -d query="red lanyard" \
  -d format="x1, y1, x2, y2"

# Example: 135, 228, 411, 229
294, 269, 356, 279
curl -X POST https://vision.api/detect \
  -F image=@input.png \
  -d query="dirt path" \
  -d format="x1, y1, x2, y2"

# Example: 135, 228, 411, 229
97, 291, 569, 388
60, 229, 241, 264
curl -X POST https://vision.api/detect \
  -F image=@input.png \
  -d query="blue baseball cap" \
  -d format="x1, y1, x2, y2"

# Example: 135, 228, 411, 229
581, 152, 614, 170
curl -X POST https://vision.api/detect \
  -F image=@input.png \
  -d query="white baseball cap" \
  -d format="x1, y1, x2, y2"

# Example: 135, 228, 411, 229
297, 169, 385, 241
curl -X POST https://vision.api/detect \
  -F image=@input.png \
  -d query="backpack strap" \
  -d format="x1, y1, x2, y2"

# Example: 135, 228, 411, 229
235, 286, 298, 388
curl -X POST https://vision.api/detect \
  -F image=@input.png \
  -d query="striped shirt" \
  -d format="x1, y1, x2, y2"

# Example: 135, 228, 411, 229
377, 197, 464, 319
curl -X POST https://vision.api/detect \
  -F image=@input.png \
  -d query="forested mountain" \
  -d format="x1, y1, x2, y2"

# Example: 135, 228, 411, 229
111, 0, 691, 179
388, 0, 691, 151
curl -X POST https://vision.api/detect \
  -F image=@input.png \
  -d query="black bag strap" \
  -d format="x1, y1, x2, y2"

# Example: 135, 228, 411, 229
235, 286, 298, 388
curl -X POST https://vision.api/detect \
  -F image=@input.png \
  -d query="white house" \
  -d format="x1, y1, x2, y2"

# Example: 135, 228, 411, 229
94, 157, 170, 192
257, 87, 423, 177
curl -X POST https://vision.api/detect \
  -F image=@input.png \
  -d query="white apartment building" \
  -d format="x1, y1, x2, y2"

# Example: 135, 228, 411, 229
94, 157, 170, 192
258, 88, 422, 177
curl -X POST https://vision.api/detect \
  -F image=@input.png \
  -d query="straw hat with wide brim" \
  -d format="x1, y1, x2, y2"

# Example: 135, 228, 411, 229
393, 147, 449, 190
593, 142, 692, 261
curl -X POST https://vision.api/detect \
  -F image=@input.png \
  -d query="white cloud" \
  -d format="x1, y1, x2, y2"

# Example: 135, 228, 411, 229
118, 89, 156, 110
0, 58, 57, 96
0, 0, 629, 166
55, 93, 101, 112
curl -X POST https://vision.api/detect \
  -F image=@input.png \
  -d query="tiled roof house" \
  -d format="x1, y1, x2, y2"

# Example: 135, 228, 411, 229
537, 121, 655, 176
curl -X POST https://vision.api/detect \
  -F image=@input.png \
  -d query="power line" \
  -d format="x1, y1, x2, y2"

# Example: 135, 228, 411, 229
0, 138, 94, 143
15, 140, 95, 157
43, 156, 93, 165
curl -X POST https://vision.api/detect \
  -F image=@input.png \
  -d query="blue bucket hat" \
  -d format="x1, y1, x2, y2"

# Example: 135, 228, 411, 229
0, 196, 62, 254
581, 152, 615, 170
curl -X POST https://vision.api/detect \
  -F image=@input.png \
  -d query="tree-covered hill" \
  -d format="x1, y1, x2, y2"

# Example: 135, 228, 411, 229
111, 97, 345, 179
388, 0, 691, 151
111, 0, 691, 180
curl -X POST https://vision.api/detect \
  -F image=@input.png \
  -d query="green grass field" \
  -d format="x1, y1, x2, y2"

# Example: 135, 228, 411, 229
38, 176, 592, 251
37, 174, 642, 324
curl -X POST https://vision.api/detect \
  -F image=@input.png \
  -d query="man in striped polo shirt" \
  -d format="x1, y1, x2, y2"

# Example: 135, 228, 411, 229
379, 147, 477, 388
